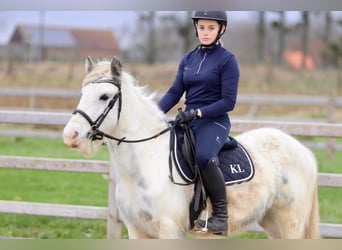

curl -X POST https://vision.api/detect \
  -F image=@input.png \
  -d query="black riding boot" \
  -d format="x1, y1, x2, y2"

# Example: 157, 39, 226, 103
195, 157, 228, 236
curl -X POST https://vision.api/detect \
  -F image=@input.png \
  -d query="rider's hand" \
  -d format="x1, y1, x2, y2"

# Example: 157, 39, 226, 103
175, 109, 199, 124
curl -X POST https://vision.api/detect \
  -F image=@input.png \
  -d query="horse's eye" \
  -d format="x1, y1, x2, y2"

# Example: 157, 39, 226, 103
100, 94, 109, 101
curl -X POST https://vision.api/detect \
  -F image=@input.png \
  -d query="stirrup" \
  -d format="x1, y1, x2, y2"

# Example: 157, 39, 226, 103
195, 220, 228, 236
194, 209, 228, 236
194, 208, 209, 233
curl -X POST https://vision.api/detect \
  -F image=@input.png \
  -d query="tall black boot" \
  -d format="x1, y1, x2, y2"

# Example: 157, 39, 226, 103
195, 157, 228, 236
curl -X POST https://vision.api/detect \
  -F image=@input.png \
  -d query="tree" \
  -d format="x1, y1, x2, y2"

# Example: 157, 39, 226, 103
323, 12, 333, 46
271, 11, 290, 65
300, 11, 310, 69
139, 11, 157, 64
176, 11, 195, 54
271, 11, 304, 66
160, 11, 195, 55
321, 12, 333, 67
257, 11, 266, 63
322, 13, 342, 68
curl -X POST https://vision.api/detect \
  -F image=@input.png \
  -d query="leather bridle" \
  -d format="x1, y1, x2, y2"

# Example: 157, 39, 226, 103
72, 77, 172, 145
72, 78, 122, 141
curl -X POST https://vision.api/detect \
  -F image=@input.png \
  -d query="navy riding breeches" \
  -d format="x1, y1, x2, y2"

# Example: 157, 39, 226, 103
190, 115, 230, 169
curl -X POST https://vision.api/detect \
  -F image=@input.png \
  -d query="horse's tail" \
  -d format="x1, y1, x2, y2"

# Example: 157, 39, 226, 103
304, 184, 320, 239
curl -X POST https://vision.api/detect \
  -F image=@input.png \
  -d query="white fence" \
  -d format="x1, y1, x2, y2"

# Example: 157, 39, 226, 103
1, 87, 341, 118
1, 88, 341, 154
0, 110, 342, 238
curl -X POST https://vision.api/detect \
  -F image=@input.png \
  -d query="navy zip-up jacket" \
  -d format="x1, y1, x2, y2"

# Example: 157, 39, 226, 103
158, 44, 240, 119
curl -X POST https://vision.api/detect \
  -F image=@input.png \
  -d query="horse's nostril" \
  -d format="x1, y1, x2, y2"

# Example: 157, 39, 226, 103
72, 130, 79, 139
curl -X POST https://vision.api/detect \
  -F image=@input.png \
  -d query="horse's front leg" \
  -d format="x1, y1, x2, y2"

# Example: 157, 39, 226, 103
126, 224, 153, 239
157, 218, 187, 239
126, 221, 184, 239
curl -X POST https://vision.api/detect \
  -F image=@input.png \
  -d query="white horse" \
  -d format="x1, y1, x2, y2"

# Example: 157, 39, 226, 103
63, 57, 320, 239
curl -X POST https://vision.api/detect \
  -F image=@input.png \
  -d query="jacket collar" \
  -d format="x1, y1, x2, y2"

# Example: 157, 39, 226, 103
198, 43, 221, 54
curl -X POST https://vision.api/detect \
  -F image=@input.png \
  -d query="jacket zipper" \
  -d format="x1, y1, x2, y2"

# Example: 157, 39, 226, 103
196, 52, 207, 74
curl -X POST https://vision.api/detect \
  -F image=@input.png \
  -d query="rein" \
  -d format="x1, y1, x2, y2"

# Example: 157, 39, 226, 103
92, 124, 173, 145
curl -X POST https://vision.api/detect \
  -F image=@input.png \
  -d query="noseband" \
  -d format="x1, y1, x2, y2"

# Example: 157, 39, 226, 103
72, 78, 122, 141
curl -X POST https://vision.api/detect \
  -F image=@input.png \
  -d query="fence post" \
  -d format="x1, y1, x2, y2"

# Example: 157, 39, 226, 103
28, 94, 36, 110
327, 94, 336, 159
106, 160, 122, 239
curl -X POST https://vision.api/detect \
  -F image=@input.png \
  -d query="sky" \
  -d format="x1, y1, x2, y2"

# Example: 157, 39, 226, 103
0, 11, 299, 46
0, 0, 340, 11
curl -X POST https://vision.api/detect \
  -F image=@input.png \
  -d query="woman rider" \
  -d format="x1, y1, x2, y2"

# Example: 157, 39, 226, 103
158, 11, 240, 236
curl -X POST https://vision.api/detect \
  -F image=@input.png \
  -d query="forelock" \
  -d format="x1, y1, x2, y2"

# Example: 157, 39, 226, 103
82, 61, 111, 87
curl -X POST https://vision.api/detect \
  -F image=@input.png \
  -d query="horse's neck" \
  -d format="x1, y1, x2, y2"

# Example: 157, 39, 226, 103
107, 89, 170, 183
109, 75, 170, 172
117, 77, 167, 137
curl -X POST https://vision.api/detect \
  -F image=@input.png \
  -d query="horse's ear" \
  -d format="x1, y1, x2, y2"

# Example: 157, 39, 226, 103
85, 56, 94, 73
110, 57, 122, 78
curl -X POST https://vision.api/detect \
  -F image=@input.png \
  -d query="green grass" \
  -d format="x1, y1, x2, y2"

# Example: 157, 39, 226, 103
0, 137, 113, 239
314, 145, 342, 226
0, 215, 107, 239
0, 136, 341, 238
315, 149, 342, 174
0, 137, 110, 206
0, 136, 109, 160
0, 169, 108, 205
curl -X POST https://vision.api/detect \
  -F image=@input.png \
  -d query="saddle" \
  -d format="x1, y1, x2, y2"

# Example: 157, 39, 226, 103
169, 123, 255, 185
168, 121, 255, 227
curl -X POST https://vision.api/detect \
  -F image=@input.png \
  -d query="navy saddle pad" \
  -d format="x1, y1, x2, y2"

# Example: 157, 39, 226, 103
172, 127, 255, 186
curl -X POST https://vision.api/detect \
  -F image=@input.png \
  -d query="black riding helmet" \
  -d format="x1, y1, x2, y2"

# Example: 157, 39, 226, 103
192, 11, 228, 47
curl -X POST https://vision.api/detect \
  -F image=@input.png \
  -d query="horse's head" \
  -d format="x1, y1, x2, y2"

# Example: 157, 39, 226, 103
63, 56, 122, 156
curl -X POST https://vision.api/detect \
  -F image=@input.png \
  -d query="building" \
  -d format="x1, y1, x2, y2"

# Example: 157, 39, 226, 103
7, 24, 121, 61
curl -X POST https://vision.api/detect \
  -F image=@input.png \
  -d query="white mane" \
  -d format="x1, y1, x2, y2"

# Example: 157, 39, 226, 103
118, 71, 167, 134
